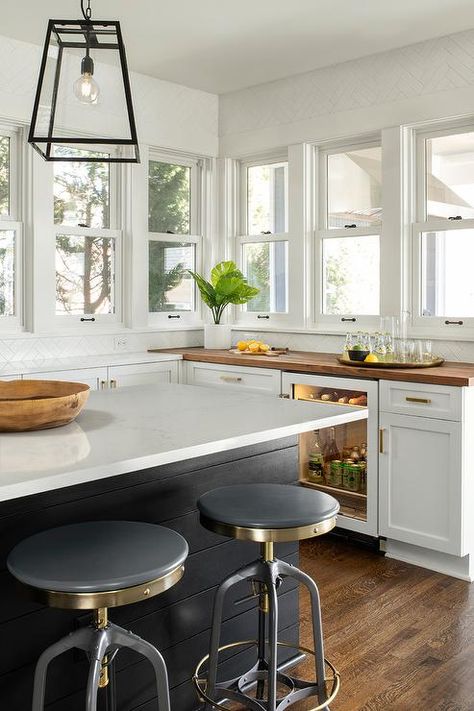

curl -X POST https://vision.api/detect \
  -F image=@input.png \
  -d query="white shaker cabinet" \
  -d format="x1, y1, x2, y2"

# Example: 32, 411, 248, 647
26, 367, 108, 390
379, 412, 464, 556
184, 361, 281, 395
108, 361, 179, 388
379, 379, 474, 559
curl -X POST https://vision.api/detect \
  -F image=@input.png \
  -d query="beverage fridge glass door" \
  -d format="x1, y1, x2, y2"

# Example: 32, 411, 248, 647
281, 372, 379, 537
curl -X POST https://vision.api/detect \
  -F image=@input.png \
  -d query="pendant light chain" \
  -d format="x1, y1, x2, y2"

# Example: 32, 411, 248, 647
81, 0, 92, 21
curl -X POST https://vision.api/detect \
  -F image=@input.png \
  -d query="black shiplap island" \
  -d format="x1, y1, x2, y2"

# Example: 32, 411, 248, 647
0, 384, 366, 710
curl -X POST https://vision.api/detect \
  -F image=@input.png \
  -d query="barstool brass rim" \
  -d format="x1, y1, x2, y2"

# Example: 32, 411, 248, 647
21, 564, 185, 610
199, 515, 337, 542
193, 639, 340, 711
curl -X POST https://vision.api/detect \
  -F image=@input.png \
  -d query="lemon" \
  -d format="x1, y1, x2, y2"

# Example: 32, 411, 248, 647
248, 342, 260, 353
237, 340, 248, 352
364, 353, 379, 363
259, 343, 270, 352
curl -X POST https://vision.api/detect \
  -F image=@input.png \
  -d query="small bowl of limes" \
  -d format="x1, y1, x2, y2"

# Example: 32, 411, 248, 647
348, 346, 370, 361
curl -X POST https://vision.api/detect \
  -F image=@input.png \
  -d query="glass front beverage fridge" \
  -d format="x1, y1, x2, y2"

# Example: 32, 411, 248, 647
281, 372, 379, 537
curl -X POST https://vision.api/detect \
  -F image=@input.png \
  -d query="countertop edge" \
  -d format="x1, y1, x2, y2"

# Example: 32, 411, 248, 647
155, 348, 474, 387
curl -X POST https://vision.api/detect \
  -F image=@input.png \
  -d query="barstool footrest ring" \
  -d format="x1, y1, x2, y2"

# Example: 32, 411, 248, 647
193, 639, 340, 711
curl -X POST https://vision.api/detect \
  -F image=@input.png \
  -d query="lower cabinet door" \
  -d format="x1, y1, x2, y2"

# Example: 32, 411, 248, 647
379, 412, 463, 555
108, 361, 179, 388
26, 368, 108, 390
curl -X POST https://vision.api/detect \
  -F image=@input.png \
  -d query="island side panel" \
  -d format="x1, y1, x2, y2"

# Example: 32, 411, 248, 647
0, 436, 300, 711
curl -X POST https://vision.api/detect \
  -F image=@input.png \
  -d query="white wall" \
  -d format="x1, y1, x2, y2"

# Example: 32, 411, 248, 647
220, 28, 474, 156
0, 33, 217, 363
0, 34, 218, 157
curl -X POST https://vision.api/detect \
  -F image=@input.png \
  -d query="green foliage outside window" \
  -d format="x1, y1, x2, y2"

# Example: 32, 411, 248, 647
149, 161, 190, 234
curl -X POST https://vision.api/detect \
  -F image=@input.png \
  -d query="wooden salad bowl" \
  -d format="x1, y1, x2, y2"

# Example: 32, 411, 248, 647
0, 380, 90, 432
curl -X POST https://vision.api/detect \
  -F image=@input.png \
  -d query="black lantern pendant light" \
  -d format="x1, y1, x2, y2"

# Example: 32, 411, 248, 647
28, 0, 140, 163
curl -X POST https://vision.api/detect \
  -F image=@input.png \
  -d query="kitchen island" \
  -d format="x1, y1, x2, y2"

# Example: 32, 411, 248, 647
0, 384, 366, 711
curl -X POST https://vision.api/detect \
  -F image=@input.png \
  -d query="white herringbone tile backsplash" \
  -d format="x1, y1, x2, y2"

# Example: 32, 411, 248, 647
0, 331, 203, 364
220, 28, 474, 137
1, 330, 474, 364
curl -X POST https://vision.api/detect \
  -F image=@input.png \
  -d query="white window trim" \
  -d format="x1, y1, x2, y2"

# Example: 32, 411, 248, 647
147, 149, 205, 327
312, 136, 382, 332
0, 124, 23, 333
409, 120, 474, 339
234, 149, 305, 328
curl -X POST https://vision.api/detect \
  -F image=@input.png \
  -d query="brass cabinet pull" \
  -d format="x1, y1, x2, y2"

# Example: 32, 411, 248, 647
110, 379, 117, 388
379, 428, 385, 454
220, 376, 243, 383
405, 396, 431, 404
100, 380, 107, 390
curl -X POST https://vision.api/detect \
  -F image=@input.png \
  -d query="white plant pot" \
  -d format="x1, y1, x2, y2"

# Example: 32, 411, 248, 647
204, 323, 232, 350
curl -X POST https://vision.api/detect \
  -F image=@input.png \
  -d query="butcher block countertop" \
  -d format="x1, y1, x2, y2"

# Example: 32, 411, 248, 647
154, 348, 474, 387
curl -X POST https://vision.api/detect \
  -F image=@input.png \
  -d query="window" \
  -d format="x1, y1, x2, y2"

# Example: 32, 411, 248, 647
54, 147, 110, 228
326, 146, 382, 228
413, 125, 474, 331
53, 146, 120, 321
148, 241, 195, 313
0, 128, 21, 331
316, 141, 382, 328
148, 153, 201, 324
236, 158, 290, 324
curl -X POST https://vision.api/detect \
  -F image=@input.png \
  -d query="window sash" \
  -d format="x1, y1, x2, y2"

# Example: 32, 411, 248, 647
319, 139, 382, 231
148, 151, 200, 237
0, 126, 19, 222
239, 156, 289, 237
54, 225, 121, 323
0, 221, 21, 331
415, 122, 474, 224
147, 232, 201, 324
52, 143, 119, 230
314, 228, 381, 328
411, 219, 474, 330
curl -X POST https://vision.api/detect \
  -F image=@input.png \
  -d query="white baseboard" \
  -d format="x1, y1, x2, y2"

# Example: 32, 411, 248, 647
385, 539, 473, 582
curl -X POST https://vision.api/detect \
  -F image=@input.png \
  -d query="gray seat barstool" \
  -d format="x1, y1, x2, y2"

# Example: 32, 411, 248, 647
7, 521, 188, 711
194, 484, 340, 711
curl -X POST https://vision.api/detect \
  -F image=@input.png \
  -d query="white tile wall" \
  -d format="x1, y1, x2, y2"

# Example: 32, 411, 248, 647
220, 28, 474, 139
0, 331, 203, 364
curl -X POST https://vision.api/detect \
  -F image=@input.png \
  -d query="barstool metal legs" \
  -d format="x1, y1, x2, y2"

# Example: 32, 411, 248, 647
32, 628, 93, 711
196, 547, 337, 711
85, 630, 110, 711
31, 613, 171, 711
278, 560, 328, 708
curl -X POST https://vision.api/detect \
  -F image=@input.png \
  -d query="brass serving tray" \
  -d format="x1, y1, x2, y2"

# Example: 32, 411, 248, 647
337, 356, 445, 369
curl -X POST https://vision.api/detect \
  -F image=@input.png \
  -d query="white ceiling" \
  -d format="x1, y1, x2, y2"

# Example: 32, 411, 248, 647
4, 0, 474, 94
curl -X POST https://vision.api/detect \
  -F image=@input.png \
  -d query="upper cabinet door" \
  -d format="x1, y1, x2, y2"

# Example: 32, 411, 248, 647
379, 412, 463, 556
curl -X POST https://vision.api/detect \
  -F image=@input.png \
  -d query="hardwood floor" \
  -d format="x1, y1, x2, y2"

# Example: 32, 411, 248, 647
299, 537, 474, 710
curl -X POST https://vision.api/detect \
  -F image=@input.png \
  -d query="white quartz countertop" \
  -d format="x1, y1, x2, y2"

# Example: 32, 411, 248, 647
0, 351, 182, 377
0, 383, 367, 503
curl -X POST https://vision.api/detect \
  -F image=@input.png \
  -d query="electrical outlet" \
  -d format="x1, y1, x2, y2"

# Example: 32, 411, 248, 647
114, 336, 128, 351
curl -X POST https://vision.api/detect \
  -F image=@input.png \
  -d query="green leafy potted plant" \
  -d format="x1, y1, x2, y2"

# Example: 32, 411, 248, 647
188, 261, 259, 349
